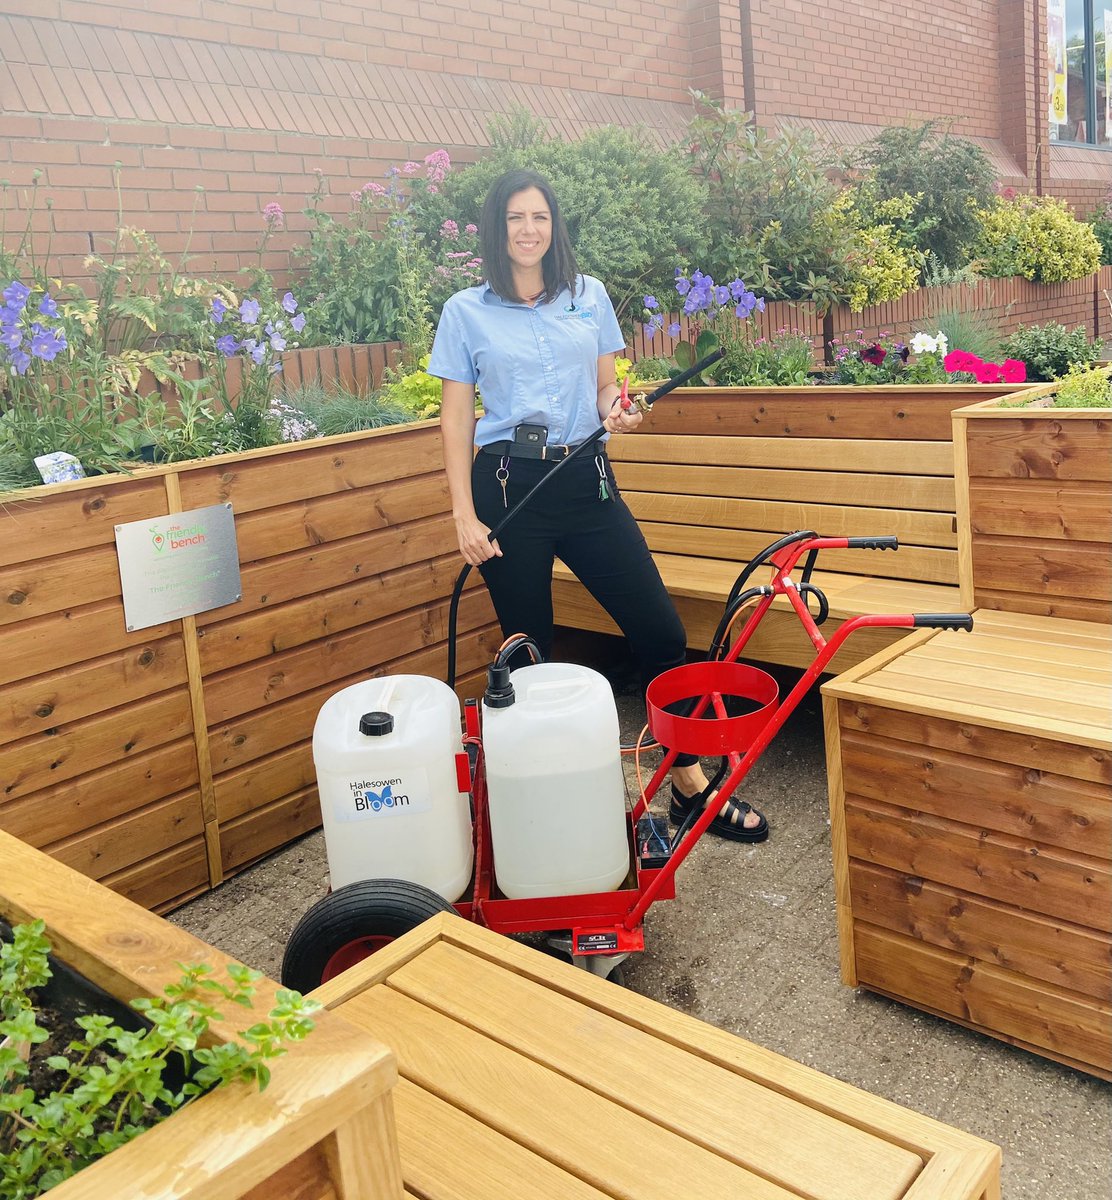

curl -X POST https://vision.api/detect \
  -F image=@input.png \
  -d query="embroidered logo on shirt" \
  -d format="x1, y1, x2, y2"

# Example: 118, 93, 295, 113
556, 308, 594, 321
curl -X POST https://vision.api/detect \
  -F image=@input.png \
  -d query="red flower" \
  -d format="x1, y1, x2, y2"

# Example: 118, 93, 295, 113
1001, 358, 1027, 383
944, 349, 978, 373
974, 362, 1004, 384
861, 344, 887, 365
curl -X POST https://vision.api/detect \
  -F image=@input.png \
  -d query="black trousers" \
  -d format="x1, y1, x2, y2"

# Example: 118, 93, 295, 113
473, 448, 698, 768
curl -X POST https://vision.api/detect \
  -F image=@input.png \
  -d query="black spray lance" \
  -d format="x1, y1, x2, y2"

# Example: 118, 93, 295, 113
445, 347, 725, 689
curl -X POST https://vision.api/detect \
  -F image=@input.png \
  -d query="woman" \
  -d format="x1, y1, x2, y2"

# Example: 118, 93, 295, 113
428, 168, 766, 842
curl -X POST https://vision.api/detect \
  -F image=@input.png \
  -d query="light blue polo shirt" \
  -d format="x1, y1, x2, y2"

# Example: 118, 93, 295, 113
427, 274, 626, 447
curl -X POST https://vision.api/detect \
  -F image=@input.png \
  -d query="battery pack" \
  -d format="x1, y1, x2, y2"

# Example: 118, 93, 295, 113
636, 814, 672, 870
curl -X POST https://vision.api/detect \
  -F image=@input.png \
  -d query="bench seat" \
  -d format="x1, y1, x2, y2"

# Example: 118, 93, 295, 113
554, 554, 962, 674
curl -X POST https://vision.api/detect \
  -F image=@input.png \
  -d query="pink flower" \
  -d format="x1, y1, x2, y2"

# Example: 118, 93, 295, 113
362, 181, 386, 197
944, 349, 978, 373
403, 161, 420, 174
424, 149, 451, 184
465, 223, 478, 235
440, 219, 460, 240
1001, 358, 1027, 383
974, 362, 1004, 384
262, 201, 284, 227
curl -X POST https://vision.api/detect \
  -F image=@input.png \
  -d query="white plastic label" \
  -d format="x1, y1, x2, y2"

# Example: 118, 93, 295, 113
334, 767, 433, 821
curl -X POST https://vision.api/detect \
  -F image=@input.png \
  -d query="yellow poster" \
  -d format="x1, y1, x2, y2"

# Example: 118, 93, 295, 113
1048, 0, 1067, 125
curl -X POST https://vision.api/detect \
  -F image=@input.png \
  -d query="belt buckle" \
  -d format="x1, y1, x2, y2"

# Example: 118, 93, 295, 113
555, 443, 570, 460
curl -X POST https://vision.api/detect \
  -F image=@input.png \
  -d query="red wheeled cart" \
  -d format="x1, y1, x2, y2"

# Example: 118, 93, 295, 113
282, 530, 972, 989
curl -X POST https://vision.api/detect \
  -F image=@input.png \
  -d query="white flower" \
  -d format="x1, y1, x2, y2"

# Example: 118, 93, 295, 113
910, 332, 938, 355
935, 331, 948, 354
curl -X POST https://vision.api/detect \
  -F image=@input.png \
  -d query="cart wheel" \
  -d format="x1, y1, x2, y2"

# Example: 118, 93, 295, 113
281, 878, 454, 991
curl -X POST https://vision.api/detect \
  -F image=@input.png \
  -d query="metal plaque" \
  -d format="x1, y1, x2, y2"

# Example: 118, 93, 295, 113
115, 503, 242, 632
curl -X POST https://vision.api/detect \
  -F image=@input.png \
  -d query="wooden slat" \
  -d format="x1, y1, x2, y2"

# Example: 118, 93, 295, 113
965, 416, 1112, 481
345, 986, 812, 1200
219, 785, 323, 876
844, 797, 1111, 931
1, 688, 195, 801
854, 923, 1111, 1072
394, 1079, 613, 1200
175, 424, 442, 516
639, 522, 956, 584
849, 861, 1112, 1002
0, 475, 169, 567
973, 587, 1111, 623
0, 543, 126, 625
208, 626, 500, 774
387, 940, 924, 1200
201, 590, 495, 724
835, 702, 1110, 787
352, 346, 371, 395
0, 637, 187, 746
0, 599, 179, 687
971, 534, 1111, 601
0, 738, 198, 846
214, 740, 313, 824
198, 554, 472, 673
968, 479, 1112, 541
336, 344, 358, 393
611, 434, 956, 476
103, 835, 211, 913
840, 730, 1111, 858
626, 489, 957, 547
616, 461, 956, 512
47, 791, 205, 880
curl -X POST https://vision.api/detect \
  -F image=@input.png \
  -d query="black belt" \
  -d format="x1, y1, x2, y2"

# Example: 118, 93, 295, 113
480, 439, 597, 462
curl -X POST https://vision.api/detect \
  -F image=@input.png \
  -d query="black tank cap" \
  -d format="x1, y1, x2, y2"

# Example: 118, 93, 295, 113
359, 711, 394, 736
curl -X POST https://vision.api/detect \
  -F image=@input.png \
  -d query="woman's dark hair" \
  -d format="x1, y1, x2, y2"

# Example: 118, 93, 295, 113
479, 169, 579, 303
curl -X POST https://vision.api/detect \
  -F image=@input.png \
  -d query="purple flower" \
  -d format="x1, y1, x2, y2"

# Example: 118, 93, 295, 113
8, 347, 30, 375
215, 334, 240, 357
38, 293, 58, 318
290, 312, 307, 333
1, 324, 21, 350
270, 332, 287, 352
30, 323, 66, 361
643, 295, 659, 310
675, 275, 691, 297
713, 285, 731, 305
667, 321, 681, 338
2, 281, 30, 310
728, 279, 747, 299
645, 313, 664, 337
281, 292, 297, 314
249, 341, 266, 366
211, 297, 227, 324
239, 298, 261, 325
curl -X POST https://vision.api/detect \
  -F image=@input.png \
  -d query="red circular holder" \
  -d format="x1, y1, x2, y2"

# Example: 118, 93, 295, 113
646, 661, 779, 757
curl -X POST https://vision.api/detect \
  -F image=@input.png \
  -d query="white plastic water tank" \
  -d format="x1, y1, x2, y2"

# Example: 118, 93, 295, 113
313, 674, 473, 901
482, 662, 630, 899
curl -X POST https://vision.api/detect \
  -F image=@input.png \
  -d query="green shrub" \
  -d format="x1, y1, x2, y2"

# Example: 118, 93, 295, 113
408, 111, 709, 328
1089, 216, 1112, 266
998, 322, 1101, 381
274, 382, 419, 436
976, 195, 1101, 283
825, 191, 925, 312
628, 355, 675, 384
716, 326, 816, 386
1049, 364, 1112, 407
854, 121, 996, 272
919, 303, 1002, 363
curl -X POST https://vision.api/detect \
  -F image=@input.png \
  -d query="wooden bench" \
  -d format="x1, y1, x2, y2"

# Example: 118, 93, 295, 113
315, 913, 1002, 1200
822, 610, 1112, 1079
552, 386, 1007, 673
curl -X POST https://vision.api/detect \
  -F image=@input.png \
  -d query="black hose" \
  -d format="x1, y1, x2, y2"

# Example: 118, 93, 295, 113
445, 348, 725, 688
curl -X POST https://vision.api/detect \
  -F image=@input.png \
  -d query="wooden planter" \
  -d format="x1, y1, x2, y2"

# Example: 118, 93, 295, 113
0, 829, 403, 1199
0, 422, 499, 913
953, 393, 1112, 622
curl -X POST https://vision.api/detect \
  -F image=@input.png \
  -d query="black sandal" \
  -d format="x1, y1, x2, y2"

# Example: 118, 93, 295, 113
669, 784, 769, 843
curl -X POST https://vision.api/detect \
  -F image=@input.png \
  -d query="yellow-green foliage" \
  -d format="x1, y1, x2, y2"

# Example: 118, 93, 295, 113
977, 195, 1101, 283
381, 355, 444, 420
826, 192, 924, 312
1050, 363, 1112, 407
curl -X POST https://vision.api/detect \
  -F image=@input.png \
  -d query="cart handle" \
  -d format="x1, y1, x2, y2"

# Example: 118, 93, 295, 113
846, 535, 899, 551
912, 613, 975, 630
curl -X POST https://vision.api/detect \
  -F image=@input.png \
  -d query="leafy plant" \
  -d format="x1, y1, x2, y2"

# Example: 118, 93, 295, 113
998, 322, 1101, 381
1088, 215, 1112, 266
854, 120, 997, 272
274, 381, 417, 436
919, 302, 1002, 363
1047, 363, 1111, 407
976, 195, 1102, 283
716, 325, 816, 386
0, 919, 319, 1198
627, 355, 675, 384
829, 330, 950, 385
824, 191, 925, 312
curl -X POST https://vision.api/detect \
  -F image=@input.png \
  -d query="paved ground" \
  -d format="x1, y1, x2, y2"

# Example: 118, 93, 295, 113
171, 645, 1110, 1200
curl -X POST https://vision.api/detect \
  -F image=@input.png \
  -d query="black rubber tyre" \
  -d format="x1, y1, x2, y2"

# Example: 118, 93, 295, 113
281, 878, 455, 991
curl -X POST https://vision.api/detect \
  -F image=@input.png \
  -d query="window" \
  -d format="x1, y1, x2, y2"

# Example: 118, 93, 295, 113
1049, 0, 1111, 146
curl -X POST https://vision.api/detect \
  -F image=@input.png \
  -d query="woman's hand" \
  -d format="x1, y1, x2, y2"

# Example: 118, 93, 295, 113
603, 397, 643, 435
455, 512, 502, 566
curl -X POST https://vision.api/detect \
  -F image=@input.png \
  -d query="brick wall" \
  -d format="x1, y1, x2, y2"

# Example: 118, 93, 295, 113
0, 0, 701, 288
747, 0, 1001, 138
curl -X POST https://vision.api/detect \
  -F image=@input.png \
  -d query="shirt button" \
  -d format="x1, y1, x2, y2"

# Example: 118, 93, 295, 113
539, 336, 545, 342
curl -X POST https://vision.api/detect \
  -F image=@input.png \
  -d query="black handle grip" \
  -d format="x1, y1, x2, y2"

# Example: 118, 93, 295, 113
913, 613, 974, 631
847, 535, 899, 551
